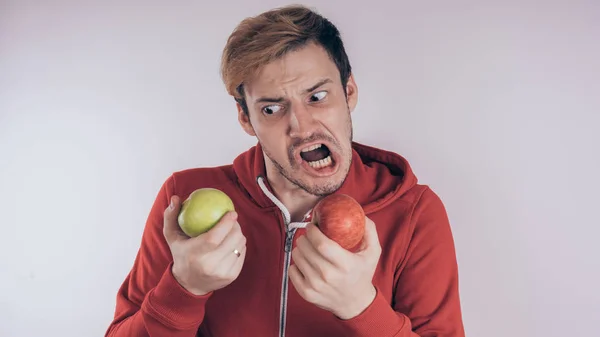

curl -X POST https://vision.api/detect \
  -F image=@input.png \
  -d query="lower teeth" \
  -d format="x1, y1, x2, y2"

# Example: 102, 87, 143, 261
308, 155, 332, 169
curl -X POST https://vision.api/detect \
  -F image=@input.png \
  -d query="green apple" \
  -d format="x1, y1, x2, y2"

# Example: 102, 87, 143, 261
177, 188, 235, 237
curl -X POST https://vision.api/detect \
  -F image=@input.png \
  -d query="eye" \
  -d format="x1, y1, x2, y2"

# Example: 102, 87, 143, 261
309, 91, 327, 102
262, 105, 282, 115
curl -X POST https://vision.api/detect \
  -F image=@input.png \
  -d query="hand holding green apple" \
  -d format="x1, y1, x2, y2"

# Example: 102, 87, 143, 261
162, 188, 246, 296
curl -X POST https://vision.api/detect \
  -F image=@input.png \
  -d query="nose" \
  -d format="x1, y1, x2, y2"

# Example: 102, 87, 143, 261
288, 103, 317, 139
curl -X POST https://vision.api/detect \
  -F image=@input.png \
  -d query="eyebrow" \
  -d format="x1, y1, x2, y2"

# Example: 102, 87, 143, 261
304, 78, 332, 94
254, 78, 332, 104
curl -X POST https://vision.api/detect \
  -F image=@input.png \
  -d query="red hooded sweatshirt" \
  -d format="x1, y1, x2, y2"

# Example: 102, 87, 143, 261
105, 142, 465, 337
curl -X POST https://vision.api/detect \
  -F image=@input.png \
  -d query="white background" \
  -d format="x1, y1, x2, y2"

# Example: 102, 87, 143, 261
1, 1, 599, 336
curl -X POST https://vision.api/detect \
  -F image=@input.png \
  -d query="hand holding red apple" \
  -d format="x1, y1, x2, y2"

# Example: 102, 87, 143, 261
288, 214, 382, 320
163, 195, 247, 296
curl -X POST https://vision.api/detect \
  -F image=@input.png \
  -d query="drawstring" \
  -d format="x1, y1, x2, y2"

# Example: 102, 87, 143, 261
256, 176, 310, 228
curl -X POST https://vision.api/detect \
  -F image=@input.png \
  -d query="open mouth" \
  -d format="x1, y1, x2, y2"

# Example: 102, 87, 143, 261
299, 143, 335, 170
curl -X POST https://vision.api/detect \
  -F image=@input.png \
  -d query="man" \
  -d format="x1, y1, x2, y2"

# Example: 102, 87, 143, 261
105, 5, 465, 337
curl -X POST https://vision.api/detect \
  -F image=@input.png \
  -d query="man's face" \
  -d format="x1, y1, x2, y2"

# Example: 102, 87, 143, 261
238, 42, 358, 196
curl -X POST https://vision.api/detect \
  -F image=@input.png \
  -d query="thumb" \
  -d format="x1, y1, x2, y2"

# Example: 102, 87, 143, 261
163, 195, 185, 244
359, 216, 381, 256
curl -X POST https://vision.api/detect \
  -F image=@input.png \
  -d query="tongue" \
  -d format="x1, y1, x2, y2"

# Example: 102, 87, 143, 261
300, 146, 330, 162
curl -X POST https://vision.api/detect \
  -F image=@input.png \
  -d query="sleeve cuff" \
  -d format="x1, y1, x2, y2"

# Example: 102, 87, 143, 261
142, 262, 212, 330
336, 286, 409, 336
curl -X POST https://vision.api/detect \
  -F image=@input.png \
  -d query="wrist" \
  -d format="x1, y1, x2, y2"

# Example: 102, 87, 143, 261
171, 263, 209, 296
334, 284, 377, 320
141, 262, 211, 330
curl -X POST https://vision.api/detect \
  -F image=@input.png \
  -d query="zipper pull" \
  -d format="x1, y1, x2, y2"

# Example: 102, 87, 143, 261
284, 230, 294, 252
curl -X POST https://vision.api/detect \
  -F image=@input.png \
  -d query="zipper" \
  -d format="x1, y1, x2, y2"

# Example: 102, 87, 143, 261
256, 176, 310, 337
284, 229, 295, 253
279, 227, 296, 337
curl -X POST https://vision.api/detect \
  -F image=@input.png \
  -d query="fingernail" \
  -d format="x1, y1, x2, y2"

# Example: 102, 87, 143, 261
169, 197, 174, 209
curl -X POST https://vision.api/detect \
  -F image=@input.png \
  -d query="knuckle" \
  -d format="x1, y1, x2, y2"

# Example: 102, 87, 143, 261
370, 242, 382, 255
220, 215, 234, 228
222, 269, 235, 281
199, 262, 215, 276
211, 267, 226, 279
294, 279, 308, 295
315, 242, 329, 255
338, 263, 350, 274
295, 285, 307, 298
196, 255, 214, 273
319, 270, 333, 284
308, 276, 324, 292
230, 225, 241, 238
203, 235, 221, 249
216, 265, 235, 281
302, 288, 318, 303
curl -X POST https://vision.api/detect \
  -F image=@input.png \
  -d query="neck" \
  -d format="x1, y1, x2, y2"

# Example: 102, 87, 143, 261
264, 160, 320, 222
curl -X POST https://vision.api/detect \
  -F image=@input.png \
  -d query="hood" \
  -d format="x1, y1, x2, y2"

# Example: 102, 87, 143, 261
232, 141, 418, 215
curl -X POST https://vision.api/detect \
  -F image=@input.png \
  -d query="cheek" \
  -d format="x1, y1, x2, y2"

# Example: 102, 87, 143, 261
322, 108, 351, 138
255, 124, 290, 155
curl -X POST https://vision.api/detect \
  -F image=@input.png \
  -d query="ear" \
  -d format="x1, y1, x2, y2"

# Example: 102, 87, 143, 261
345, 73, 358, 113
237, 101, 256, 136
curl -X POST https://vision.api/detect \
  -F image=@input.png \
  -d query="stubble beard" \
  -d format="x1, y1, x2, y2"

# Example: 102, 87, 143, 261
261, 115, 354, 197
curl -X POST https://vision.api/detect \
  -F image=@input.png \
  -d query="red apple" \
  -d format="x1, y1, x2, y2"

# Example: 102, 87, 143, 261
311, 194, 366, 252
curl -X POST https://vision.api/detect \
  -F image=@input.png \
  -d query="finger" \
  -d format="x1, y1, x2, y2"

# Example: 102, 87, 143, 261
226, 243, 247, 275
291, 243, 320, 282
289, 264, 320, 304
363, 217, 381, 249
359, 216, 382, 257
305, 223, 347, 267
163, 195, 185, 244
193, 211, 238, 249
295, 234, 335, 278
288, 264, 309, 295
211, 222, 246, 262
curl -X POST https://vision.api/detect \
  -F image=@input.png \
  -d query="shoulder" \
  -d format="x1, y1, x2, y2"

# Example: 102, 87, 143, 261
390, 184, 449, 224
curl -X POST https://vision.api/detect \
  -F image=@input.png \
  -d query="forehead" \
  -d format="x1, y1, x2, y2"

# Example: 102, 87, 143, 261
244, 42, 340, 99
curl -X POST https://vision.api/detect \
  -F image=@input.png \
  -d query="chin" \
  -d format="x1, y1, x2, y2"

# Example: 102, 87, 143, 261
295, 161, 350, 196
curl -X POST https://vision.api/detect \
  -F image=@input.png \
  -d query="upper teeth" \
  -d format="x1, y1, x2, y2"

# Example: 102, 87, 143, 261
301, 144, 323, 152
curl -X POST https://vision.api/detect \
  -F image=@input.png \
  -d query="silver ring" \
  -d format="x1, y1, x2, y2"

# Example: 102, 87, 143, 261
233, 249, 241, 257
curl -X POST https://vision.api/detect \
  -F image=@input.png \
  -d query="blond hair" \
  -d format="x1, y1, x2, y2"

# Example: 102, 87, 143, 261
220, 5, 352, 113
